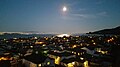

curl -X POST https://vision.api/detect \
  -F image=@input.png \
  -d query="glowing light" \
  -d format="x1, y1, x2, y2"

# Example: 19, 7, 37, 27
35, 41, 44, 44
67, 63, 74, 67
80, 57, 84, 60
34, 37, 38, 39
57, 34, 70, 37
35, 51, 38, 54
55, 57, 61, 64
107, 40, 110, 43
72, 45, 77, 48
38, 64, 41, 67
13, 38, 17, 39
30, 46, 33, 48
47, 62, 50, 65
112, 37, 114, 40
72, 62, 75, 65
0, 57, 9, 61
93, 42, 96, 45
78, 53, 80, 55
63, 6, 67, 12
42, 44, 46, 46
84, 61, 89, 67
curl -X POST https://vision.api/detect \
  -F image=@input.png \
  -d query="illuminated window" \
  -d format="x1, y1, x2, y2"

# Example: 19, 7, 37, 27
80, 57, 84, 60
78, 53, 80, 55
84, 61, 89, 67
47, 62, 50, 65
74, 52, 76, 54
30, 46, 33, 48
38, 64, 41, 67
67, 63, 74, 67
55, 57, 61, 64
72, 62, 75, 65
93, 42, 96, 45
35, 51, 38, 54
72, 51, 74, 53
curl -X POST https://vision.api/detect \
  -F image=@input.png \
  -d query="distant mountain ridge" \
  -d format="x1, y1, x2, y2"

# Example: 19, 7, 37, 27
88, 26, 120, 35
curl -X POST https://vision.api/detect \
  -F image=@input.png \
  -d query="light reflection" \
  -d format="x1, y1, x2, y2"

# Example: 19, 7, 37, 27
57, 34, 70, 37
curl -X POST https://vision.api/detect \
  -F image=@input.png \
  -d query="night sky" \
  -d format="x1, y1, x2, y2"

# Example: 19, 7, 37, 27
0, 0, 120, 33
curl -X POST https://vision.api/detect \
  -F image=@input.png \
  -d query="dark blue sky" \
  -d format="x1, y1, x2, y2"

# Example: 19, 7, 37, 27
0, 0, 120, 33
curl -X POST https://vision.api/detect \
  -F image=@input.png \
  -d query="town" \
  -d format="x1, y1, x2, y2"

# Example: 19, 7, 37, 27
0, 33, 119, 67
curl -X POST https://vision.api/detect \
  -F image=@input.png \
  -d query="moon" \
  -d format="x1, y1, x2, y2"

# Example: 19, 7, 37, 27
63, 6, 67, 12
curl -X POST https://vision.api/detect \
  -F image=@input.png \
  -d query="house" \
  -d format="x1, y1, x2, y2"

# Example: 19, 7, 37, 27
23, 52, 55, 67
66, 47, 86, 56
47, 50, 76, 65
60, 57, 85, 67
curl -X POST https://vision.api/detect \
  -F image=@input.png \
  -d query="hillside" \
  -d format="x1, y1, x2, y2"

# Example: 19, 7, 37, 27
88, 26, 120, 35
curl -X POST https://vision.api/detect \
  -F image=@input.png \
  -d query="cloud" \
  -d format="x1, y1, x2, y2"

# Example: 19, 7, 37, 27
69, 11, 109, 19
69, 13, 97, 19
97, 11, 108, 16
71, 8, 87, 12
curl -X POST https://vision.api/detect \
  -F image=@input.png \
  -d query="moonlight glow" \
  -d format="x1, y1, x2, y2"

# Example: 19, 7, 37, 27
63, 6, 67, 12
57, 34, 70, 37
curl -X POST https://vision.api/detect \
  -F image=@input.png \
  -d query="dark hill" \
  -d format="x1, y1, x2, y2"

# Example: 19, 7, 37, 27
88, 26, 120, 35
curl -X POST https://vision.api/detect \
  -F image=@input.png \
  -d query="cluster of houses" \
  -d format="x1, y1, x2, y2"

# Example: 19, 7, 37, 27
0, 34, 115, 67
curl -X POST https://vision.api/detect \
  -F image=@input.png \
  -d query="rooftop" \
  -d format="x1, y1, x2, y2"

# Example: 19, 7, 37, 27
24, 52, 47, 64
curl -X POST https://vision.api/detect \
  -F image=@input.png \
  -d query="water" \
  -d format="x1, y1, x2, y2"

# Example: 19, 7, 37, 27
0, 34, 55, 39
